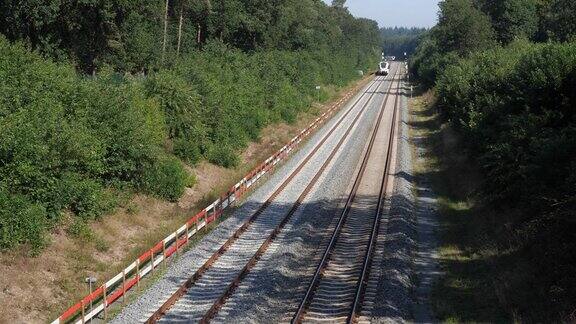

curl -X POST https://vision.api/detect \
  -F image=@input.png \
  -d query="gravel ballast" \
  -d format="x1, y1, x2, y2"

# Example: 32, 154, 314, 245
111, 75, 391, 323
208, 69, 399, 324
361, 74, 441, 323
360, 74, 417, 323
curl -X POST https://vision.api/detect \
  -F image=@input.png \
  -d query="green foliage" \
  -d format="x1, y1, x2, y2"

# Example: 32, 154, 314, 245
145, 70, 207, 165
406, 0, 576, 321
0, 0, 381, 74
410, 37, 460, 88
540, 0, 576, 42
54, 173, 116, 220
0, 189, 46, 251
476, 0, 539, 44
141, 156, 188, 202
437, 41, 576, 205
0, 0, 380, 251
0, 0, 165, 73
186, 173, 197, 188
0, 37, 176, 248
434, 41, 576, 321
411, 0, 576, 87
380, 27, 427, 57
208, 145, 240, 168
66, 219, 94, 240
435, 0, 496, 56
409, 0, 496, 87
160, 42, 370, 167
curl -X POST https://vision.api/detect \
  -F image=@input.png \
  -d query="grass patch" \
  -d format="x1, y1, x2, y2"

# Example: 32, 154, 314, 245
410, 87, 511, 323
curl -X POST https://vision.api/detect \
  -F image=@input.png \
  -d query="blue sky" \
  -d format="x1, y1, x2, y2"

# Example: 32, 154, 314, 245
321, 0, 441, 28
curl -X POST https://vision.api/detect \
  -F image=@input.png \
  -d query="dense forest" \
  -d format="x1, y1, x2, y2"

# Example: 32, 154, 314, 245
411, 0, 576, 321
380, 27, 426, 57
0, 0, 381, 251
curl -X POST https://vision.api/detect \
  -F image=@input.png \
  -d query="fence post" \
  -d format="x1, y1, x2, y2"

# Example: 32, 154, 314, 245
81, 300, 85, 324
175, 231, 179, 256
163, 241, 166, 267
136, 260, 140, 289
122, 270, 126, 305
103, 284, 107, 321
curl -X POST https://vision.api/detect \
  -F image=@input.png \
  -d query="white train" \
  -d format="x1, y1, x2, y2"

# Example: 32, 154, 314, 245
376, 61, 390, 76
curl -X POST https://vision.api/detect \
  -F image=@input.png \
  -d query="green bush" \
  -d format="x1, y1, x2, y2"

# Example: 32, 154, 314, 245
56, 173, 116, 220
145, 70, 207, 165
436, 41, 576, 207
0, 37, 171, 248
434, 41, 576, 322
140, 156, 188, 202
0, 15, 377, 251
66, 219, 94, 240
0, 189, 46, 251
173, 138, 204, 165
157, 43, 368, 169
208, 145, 240, 168
185, 173, 197, 188
404, 1, 576, 320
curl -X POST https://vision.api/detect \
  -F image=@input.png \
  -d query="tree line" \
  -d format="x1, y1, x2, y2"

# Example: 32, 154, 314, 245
0, 0, 381, 251
410, 0, 576, 321
380, 27, 427, 57
0, 0, 381, 74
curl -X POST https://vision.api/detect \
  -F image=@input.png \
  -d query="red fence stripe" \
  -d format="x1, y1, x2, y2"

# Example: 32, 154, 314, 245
60, 301, 82, 321
82, 286, 104, 305
187, 210, 206, 227
138, 250, 151, 263
151, 242, 163, 255
106, 276, 140, 305
59, 285, 105, 321
165, 235, 187, 258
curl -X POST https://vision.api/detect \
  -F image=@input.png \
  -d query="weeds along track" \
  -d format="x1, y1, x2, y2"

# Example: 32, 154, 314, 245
145, 71, 397, 323
291, 69, 402, 324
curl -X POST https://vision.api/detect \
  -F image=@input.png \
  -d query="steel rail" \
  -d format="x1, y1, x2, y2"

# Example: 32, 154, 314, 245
348, 67, 403, 324
291, 68, 401, 324
146, 75, 387, 324
199, 68, 400, 323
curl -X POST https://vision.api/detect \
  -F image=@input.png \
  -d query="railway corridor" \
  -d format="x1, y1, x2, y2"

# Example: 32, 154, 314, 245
294, 70, 400, 324
112, 62, 407, 324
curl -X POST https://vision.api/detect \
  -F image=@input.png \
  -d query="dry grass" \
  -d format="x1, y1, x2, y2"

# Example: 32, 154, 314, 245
0, 75, 372, 324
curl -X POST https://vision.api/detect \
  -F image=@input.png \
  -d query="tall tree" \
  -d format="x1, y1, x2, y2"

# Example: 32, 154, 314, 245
475, 0, 539, 43
435, 0, 496, 55
332, 0, 346, 7
542, 0, 576, 41
162, 0, 170, 62
176, 0, 187, 57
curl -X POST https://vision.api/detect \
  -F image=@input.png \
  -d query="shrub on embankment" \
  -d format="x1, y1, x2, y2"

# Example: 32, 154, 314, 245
408, 0, 576, 319
432, 40, 576, 320
0, 35, 375, 251
0, 37, 178, 250
0, 0, 381, 252
155, 42, 365, 167
436, 41, 576, 212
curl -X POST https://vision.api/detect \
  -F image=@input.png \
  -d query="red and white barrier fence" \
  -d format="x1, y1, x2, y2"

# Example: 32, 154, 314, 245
51, 78, 370, 324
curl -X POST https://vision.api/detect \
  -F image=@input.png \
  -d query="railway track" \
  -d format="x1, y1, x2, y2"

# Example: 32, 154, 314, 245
291, 68, 402, 324
145, 70, 397, 323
